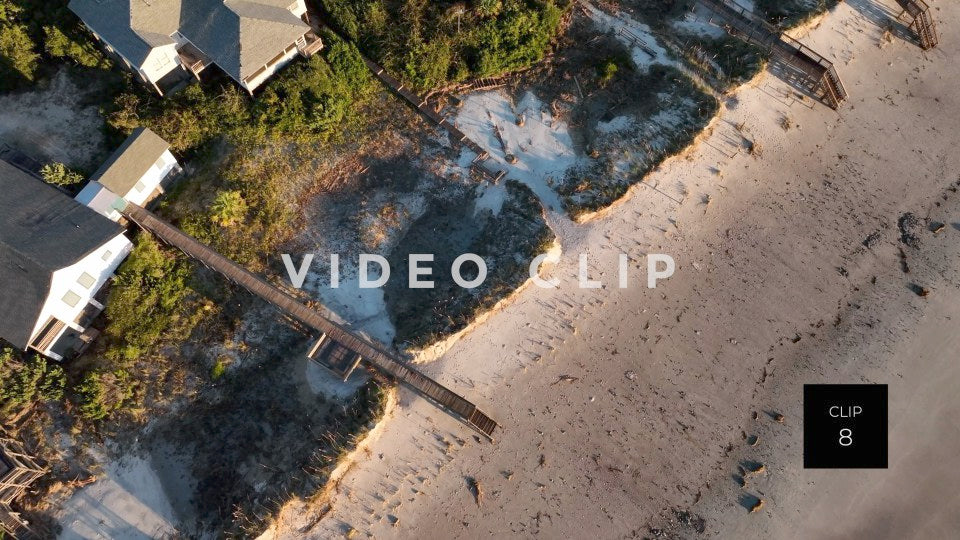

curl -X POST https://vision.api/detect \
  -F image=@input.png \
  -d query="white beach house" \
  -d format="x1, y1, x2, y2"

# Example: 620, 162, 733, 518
75, 127, 181, 221
68, 0, 323, 95
0, 161, 132, 360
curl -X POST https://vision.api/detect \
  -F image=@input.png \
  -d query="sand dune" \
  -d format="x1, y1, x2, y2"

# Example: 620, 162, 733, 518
263, 1, 960, 537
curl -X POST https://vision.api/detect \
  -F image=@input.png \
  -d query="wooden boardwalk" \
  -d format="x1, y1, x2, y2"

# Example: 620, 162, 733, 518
358, 55, 506, 183
895, 0, 938, 50
699, 0, 847, 109
122, 203, 499, 439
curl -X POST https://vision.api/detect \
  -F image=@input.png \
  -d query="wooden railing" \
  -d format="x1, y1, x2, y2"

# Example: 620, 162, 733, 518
121, 203, 499, 439
698, 0, 847, 108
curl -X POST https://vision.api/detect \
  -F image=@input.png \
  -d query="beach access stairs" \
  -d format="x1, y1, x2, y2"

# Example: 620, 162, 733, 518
121, 202, 499, 439
895, 0, 938, 50
698, 0, 847, 109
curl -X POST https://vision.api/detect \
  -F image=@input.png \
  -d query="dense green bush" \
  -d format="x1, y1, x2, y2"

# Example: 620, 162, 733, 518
0, 0, 111, 92
103, 235, 201, 361
43, 25, 109, 68
0, 22, 38, 88
320, 0, 568, 91
0, 348, 65, 420
40, 162, 84, 186
75, 369, 133, 421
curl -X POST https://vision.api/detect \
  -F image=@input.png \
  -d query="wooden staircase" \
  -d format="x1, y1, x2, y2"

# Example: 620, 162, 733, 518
698, 0, 847, 109
896, 0, 938, 50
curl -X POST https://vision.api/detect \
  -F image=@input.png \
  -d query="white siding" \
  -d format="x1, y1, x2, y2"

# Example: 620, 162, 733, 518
123, 150, 178, 206
140, 44, 180, 84
241, 47, 300, 93
28, 233, 133, 350
75, 183, 124, 221
289, 0, 308, 18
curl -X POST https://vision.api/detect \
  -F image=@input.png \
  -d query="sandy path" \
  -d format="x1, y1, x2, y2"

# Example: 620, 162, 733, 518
264, 1, 960, 537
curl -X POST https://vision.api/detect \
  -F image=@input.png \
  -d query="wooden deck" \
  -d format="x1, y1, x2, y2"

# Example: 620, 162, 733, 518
699, 0, 847, 109
121, 203, 498, 439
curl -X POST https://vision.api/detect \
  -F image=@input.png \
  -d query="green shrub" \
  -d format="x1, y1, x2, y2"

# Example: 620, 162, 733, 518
318, 0, 568, 91
597, 58, 618, 86
0, 348, 65, 419
209, 190, 248, 226
75, 369, 133, 421
210, 358, 228, 380
0, 23, 39, 88
43, 25, 108, 68
103, 235, 200, 361
40, 162, 84, 186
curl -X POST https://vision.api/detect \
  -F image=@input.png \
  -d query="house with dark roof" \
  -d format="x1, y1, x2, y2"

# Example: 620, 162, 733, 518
68, 0, 324, 95
0, 161, 132, 360
76, 127, 181, 221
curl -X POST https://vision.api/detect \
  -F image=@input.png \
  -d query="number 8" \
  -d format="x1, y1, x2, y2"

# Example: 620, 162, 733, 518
839, 428, 853, 447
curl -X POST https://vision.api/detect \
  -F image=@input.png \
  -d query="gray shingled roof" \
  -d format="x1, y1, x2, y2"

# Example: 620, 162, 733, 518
69, 0, 309, 83
90, 127, 170, 196
0, 161, 124, 350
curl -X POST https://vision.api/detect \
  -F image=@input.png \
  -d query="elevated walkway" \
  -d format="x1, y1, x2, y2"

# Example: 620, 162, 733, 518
121, 203, 498, 439
699, 0, 847, 108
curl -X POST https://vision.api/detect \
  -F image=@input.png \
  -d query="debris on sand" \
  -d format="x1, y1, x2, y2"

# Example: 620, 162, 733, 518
624, 370, 637, 381
673, 509, 706, 534
773, 413, 785, 423
745, 463, 766, 476
863, 230, 882, 248
552, 375, 580, 385
466, 476, 484, 507
898, 212, 924, 248
747, 435, 760, 446
749, 499, 765, 513
930, 222, 946, 234
899, 247, 910, 273
910, 284, 931, 297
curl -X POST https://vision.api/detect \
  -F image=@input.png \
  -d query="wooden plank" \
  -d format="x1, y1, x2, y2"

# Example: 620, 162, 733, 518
121, 203, 498, 438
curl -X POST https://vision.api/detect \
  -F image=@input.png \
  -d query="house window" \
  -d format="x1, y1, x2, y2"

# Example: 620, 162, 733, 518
101, 250, 113, 261
77, 272, 96, 289
62, 291, 82, 307
133, 180, 147, 192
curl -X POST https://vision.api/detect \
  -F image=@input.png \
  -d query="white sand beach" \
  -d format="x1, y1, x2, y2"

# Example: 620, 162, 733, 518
258, 0, 960, 537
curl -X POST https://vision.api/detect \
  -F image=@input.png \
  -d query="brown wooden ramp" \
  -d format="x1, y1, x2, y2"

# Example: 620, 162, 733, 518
698, 0, 847, 109
121, 203, 499, 439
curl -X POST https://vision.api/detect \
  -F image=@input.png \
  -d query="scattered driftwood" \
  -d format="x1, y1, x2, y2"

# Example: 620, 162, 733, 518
551, 375, 580, 385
